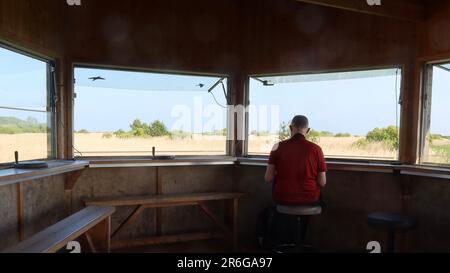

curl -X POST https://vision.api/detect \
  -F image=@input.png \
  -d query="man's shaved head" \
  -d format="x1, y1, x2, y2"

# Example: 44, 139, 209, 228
291, 115, 309, 129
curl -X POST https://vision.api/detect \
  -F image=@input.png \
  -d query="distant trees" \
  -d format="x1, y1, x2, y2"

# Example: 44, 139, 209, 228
0, 117, 47, 134
276, 122, 403, 150
114, 119, 170, 138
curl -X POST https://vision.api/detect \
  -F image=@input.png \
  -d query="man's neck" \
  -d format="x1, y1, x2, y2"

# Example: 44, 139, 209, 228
292, 133, 306, 138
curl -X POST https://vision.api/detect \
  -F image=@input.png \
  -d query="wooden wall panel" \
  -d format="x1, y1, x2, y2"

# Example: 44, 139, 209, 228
0, 184, 19, 250
64, 0, 242, 74
419, 0, 450, 60
0, 0, 64, 58
240, 0, 418, 75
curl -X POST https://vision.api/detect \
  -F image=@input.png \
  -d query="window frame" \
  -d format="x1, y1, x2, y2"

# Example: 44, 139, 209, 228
244, 66, 405, 164
0, 42, 57, 164
419, 60, 450, 167
72, 63, 232, 159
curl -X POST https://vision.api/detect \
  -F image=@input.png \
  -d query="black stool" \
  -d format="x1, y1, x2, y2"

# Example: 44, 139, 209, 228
367, 212, 417, 253
273, 205, 322, 253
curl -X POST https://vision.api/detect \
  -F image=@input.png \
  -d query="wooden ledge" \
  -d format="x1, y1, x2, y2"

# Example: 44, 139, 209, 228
0, 160, 89, 187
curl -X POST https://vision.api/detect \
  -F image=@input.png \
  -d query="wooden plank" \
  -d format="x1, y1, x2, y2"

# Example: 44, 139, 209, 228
228, 199, 239, 252
16, 183, 24, 241
111, 231, 224, 250
88, 157, 237, 166
155, 166, 162, 236
3, 206, 115, 253
0, 161, 89, 187
143, 202, 199, 209
85, 192, 246, 207
296, 0, 425, 22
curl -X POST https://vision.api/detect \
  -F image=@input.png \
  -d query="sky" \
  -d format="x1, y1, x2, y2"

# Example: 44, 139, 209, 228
1, 46, 449, 136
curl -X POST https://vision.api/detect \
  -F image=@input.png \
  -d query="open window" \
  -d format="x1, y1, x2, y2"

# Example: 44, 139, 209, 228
73, 66, 229, 157
246, 67, 403, 161
420, 62, 450, 166
0, 45, 56, 164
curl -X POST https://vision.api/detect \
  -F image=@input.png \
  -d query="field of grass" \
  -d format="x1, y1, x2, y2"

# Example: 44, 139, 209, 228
1, 133, 449, 164
248, 135, 398, 160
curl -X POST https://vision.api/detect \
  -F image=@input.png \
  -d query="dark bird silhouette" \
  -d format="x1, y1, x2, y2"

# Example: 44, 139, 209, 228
89, 76, 106, 81
197, 84, 205, 88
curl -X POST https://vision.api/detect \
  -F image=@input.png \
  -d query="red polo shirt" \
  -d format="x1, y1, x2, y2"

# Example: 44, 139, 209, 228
268, 133, 327, 205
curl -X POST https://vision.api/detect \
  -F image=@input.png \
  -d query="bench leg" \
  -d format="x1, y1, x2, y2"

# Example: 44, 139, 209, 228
86, 216, 112, 253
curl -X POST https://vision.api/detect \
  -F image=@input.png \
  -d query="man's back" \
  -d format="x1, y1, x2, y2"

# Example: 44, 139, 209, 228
268, 134, 327, 205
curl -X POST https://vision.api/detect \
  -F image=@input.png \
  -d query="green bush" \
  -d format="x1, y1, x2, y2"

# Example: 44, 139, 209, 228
114, 129, 132, 138
257, 131, 270, 137
203, 128, 227, 136
431, 144, 450, 164
0, 116, 47, 134
319, 131, 334, 137
170, 130, 192, 140
365, 126, 399, 151
335, 133, 352, 138
148, 120, 170, 137
307, 130, 320, 144
127, 119, 170, 137
353, 138, 369, 149
78, 129, 89, 134
278, 122, 290, 141
102, 132, 113, 139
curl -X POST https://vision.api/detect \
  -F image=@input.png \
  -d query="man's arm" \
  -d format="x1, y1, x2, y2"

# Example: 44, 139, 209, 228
265, 164, 276, 183
316, 147, 327, 188
317, 172, 327, 188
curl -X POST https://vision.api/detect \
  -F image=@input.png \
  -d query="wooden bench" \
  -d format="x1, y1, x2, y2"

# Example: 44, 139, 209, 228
3, 206, 115, 253
84, 192, 246, 251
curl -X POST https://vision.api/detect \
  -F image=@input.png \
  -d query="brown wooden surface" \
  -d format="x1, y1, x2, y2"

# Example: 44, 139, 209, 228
297, 0, 425, 22
64, 169, 85, 216
85, 192, 244, 250
111, 231, 224, 250
3, 206, 115, 253
16, 183, 24, 241
85, 192, 246, 207
0, 161, 89, 187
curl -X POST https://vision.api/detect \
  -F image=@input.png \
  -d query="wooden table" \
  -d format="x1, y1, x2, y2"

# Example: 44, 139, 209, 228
84, 192, 246, 251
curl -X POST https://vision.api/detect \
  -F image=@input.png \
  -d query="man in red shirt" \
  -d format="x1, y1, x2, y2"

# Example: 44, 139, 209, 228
265, 115, 327, 205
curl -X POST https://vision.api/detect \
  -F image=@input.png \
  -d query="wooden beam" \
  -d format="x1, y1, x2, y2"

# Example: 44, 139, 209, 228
296, 0, 425, 22
16, 183, 24, 241
111, 205, 144, 239
65, 169, 84, 190
64, 169, 85, 215
198, 202, 232, 236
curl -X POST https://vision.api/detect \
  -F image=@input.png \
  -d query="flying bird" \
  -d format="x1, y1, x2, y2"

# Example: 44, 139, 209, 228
197, 84, 205, 88
89, 76, 106, 81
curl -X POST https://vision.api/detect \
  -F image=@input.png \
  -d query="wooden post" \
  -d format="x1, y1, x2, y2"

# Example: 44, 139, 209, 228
64, 169, 85, 216
16, 183, 24, 241
227, 198, 239, 252
155, 166, 162, 236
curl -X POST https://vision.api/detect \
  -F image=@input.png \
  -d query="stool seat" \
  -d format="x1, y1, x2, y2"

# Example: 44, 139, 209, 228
277, 205, 322, 216
367, 212, 416, 231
